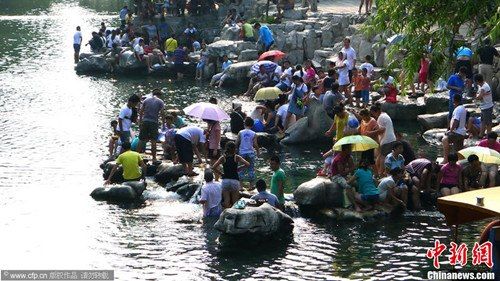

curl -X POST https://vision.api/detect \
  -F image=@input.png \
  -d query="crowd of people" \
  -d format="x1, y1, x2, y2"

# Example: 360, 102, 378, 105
95, 4, 499, 218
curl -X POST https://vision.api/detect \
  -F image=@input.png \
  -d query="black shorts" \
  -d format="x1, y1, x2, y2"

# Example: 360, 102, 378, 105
139, 121, 159, 141
175, 134, 193, 164
348, 69, 354, 82
73, 44, 81, 53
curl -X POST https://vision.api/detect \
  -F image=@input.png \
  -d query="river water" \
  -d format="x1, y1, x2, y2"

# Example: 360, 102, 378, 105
0, 1, 491, 280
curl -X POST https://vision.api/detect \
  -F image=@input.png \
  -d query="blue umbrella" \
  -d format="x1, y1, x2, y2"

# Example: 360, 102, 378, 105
251, 60, 278, 74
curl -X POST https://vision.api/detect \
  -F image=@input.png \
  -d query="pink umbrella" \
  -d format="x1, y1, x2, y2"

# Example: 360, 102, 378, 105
183, 102, 230, 121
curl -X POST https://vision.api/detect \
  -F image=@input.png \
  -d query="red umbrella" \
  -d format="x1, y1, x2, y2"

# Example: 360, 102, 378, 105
258, 50, 286, 61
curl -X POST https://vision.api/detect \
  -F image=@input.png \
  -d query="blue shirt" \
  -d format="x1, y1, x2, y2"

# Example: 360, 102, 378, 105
455, 46, 473, 58
447, 74, 464, 99
158, 22, 169, 39
119, 8, 128, 20
222, 60, 232, 71
173, 48, 186, 65
259, 25, 274, 47
384, 152, 405, 171
354, 168, 379, 195
251, 191, 279, 207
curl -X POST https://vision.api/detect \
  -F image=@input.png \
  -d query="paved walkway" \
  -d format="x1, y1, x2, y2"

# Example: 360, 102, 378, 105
316, 0, 365, 14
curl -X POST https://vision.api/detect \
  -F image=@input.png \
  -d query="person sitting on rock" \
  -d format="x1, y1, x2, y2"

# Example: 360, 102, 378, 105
438, 152, 463, 196
103, 43, 128, 72
145, 37, 167, 66
174, 125, 206, 176
477, 132, 500, 187
164, 35, 178, 59
134, 39, 153, 73
254, 22, 274, 52
86, 31, 104, 53
199, 169, 223, 218
244, 65, 274, 96
378, 167, 407, 209
377, 71, 398, 103
105, 142, 147, 184
251, 179, 279, 208
441, 94, 467, 164
405, 158, 440, 193
462, 154, 484, 191
347, 158, 380, 212
275, 60, 293, 91
330, 144, 356, 208
384, 141, 405, 174
210, 55, 232, 87
236, 117, 260, 190
213, 141, 250, 208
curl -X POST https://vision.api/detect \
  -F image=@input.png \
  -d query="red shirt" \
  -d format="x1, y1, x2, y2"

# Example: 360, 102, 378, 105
331, 153, 350, 176
478, 139, 500, 153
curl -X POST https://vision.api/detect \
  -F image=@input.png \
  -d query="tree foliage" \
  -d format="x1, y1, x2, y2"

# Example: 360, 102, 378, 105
365, 0, 500, 81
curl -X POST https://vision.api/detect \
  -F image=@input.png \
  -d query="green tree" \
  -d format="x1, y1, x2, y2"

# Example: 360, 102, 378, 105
365, 0, 499, 82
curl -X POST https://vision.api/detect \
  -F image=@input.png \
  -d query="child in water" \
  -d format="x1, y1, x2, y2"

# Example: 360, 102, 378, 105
108, 120, 119, 156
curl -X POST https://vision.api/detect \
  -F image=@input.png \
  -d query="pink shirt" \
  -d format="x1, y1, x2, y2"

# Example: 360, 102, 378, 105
304, 67, 316, 83
207, 122, 221, 150
440, 162, 462, 185
478, 139, 500, 153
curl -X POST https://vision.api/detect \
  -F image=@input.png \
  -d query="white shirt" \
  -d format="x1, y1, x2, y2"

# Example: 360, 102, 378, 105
134, 44, 144, 55
451, 105, 467, 135
382, 76, 395, 85
341, 46, 356, 70
200, 181, 222, 217
73, 31, 82, 45
107, 35, 121, 48
359, 62, 374, 77
337, 60, 351, 86
238, 128, 256, 155
478, 83, 493, 110
282, 67, 293, 86
273, 66, 282, 82
117, 105, 133, 131
184, 27, 197, 34
277, 104, 289, 125
178, 126, 206, 144
294, 69, 304, 78
120, 33, 129, 46
377, 113, 396, 145
132, 37, 142, 48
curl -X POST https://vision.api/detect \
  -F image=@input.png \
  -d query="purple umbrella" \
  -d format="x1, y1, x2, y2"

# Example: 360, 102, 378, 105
251, 60, 278, 74
183, 102, 230, 121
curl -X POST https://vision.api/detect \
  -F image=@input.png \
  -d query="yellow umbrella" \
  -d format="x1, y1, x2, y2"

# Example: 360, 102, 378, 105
437, 187, 500, 226
254, 87, 282, 101
458, 146, 500, 165
332, 135, 379, 152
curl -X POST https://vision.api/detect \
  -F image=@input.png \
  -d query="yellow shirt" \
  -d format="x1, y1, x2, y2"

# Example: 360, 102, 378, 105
116, 150, 143, 180
333, 113, 349, 141
165, 38, 178, 53
242, 23, 254, 38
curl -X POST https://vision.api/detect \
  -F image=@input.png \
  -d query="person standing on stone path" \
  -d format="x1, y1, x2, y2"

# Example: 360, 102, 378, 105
335, 51, 352, 105
477, 38, 499, 87
73, 26, 82, 64
370, 102, 397, 176
240, 18, 255, 42
105, 142, 147, 185
474, 74, 494, 139
446, 67, 467, 122
254, 22, 274, 52
236, 117, 260, 190
138, 89, 165, 161
117, 94, 140, 145
341, 37, 356, 83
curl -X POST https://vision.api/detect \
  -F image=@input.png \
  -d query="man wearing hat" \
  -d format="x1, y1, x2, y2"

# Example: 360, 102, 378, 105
230, 101, 246, 134
138, 89, 165, 161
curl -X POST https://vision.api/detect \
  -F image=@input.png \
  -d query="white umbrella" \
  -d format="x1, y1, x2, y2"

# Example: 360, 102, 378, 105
183, 102, 230, 121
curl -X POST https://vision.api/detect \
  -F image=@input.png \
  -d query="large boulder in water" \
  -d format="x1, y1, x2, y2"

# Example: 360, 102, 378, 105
154, 163, 186, 186
102, 161, 124, 184
215, 203, 294, 237
207, 40, 238, 57
75, 55, 111, 73
224, 60, 255, 83
293, 177, 343, 209
281, 100, 332, 145
380, 99, 426, 121
90, 181, 146, 203
424, 92, 473, 114
417, 112, 449, 131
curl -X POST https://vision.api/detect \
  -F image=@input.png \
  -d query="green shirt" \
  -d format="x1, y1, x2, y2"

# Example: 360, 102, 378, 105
242, 23, 254, 38
116, 150, 143, 180
270, 168, 286, 204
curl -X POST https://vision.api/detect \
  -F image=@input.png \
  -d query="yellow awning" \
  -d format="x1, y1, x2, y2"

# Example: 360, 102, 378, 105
437, 187, 500, 226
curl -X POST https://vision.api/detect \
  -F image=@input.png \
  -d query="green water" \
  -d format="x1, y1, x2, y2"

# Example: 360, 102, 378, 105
0, 0, 492, 279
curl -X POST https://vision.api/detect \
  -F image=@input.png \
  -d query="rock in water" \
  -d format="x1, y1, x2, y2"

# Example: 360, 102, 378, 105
293, 177, 343, 209
75, 55, 111, 73
215, 203, 294, 237
154, 163, 185, 185
90, 181, 146, 203
380, 99, 425, 121
417, 112, 449, 131
281, 100, 332, 145
176, 183, 201, 202
101, 161, 124, 184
